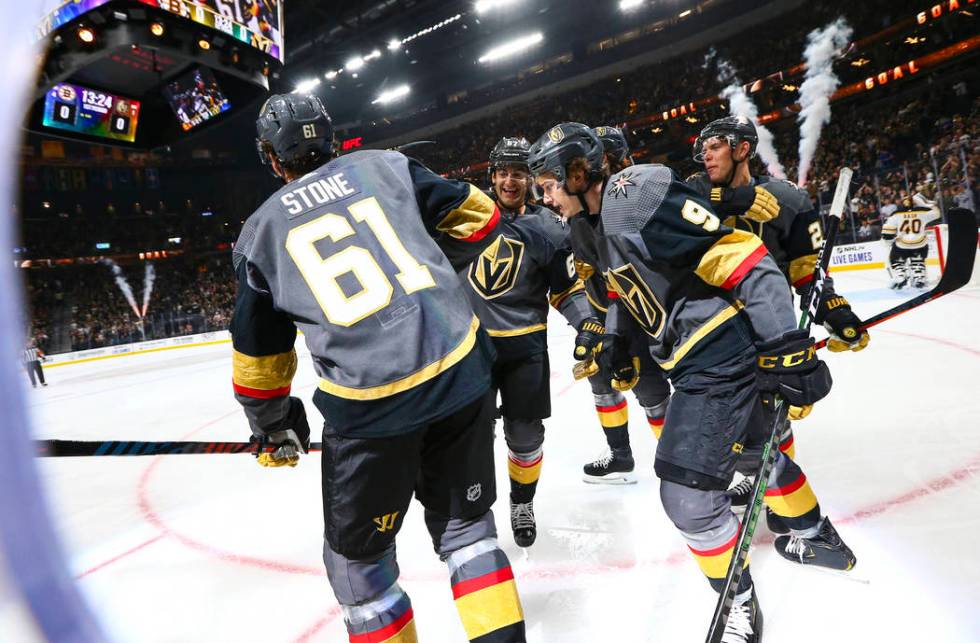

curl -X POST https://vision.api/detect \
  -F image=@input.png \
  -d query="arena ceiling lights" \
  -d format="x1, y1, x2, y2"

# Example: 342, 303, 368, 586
372, 84, 411, 105
478, 32, 544, 64
475, 0, 522, 13
293, 78, 321, 93
619, 0, 644, 10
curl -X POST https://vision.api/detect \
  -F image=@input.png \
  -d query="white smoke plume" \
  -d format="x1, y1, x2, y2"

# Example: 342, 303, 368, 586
141, 263, 155, 317
713, 55, 787, 179
796, 17, 853, 187
101, 259, 141, 318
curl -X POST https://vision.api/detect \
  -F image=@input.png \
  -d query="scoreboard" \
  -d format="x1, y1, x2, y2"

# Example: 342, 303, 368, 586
36, 0, 284, 62
42, 83, 141, 143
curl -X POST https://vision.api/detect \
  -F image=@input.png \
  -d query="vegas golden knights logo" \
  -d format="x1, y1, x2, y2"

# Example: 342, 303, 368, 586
373, 511, 399, 533
606, 264, 667, 338
468, 235, 525, 300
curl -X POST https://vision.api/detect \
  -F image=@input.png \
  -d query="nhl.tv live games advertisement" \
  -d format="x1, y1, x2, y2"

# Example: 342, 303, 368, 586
35, 0, 284, 62
42, 83, 141, 143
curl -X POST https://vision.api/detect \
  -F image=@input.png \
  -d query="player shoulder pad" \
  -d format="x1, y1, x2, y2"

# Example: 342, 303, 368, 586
601, 164, 675, 236
684, 171, 712, 194
756, 176, 813, 212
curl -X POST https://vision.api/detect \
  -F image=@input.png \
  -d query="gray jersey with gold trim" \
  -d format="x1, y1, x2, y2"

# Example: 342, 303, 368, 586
232, 149, 501, 435
461, 204, 591, 359
599, 165, 797, 377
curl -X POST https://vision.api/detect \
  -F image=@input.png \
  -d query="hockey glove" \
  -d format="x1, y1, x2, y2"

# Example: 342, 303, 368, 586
756, 330, 832, 408
599, 335, 640, 392
574, 318, 605, 360
818, 295, 870, 353
710, 185, 780, 222
253, 398, 311, 468
574, 258, 595, 281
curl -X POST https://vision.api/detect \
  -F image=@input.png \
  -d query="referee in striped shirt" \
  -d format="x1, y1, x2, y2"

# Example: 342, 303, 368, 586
23, 342, 46, 388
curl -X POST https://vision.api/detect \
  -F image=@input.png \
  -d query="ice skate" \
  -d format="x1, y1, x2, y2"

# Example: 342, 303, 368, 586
775, 517, 856, 571
582, 448, 636, 484
510, 499, 536, 548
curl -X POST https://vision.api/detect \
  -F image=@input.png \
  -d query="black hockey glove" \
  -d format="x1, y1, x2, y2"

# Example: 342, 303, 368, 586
756, 330, 832, 409
710, 185, 780, 222
574, 317, 605, 360
598, 334, 640, 392
252, 397, 311, 468
817, 295, 870, 353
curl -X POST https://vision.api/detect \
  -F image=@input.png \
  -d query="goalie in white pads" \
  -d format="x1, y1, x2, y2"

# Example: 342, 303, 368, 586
882, 191, 942, 289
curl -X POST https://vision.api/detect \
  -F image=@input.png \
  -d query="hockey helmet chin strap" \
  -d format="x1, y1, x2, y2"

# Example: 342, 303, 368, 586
721, 137, 751, 188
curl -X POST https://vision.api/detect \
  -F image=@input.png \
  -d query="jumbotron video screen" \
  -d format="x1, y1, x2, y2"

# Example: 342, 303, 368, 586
36, 0, 284, 61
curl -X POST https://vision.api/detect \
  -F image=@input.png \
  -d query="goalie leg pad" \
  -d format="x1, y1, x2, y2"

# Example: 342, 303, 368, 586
323, 542, 418, 642
660, 480, 753, 594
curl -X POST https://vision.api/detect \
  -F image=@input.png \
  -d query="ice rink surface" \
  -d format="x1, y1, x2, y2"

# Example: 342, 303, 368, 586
7, 270, 980, 642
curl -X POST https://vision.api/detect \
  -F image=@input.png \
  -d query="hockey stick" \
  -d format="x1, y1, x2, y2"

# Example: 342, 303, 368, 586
705, 167, 853, 643
814, 208, 978, 351
34, 440, 324, 457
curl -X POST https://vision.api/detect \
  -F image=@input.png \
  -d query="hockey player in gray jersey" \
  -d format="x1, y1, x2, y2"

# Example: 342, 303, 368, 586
529, 122, 856, 642
231, 94, 525, 643
462, 137, 593, 548
529, 124, 670, 484
687, 116, 870, 531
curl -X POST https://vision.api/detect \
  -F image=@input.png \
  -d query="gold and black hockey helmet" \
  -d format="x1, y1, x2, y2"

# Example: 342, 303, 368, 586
593, 125, 631, 165
255, 93, 335, 171
527, 122, 605, 186
692, 115, 758, 163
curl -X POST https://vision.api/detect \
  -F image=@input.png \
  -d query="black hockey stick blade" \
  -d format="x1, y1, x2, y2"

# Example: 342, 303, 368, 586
35, 440, 324, 457
815, 207, 977, 350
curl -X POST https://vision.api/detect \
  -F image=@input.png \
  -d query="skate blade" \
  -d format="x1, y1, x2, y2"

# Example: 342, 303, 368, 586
582, 472, 637, 485
803, 563, 871, 585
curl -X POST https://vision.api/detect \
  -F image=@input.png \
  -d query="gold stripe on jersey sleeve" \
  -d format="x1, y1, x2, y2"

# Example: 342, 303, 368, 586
486, 324, 547, 338
318, 315, 480, 400
233, 349, 297, 390
660, 303, 743, 371
436, 185, 498, 240
789, 254, 818, 287
694, 230, 766, 288
550, 280, 584, 308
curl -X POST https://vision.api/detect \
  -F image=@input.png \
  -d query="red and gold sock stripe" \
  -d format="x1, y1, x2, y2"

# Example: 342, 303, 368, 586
596, 399, 628, 429
688, 530, 749, 580
348, 608, 417, 643
508, 453, 543, 486
778, 432, 796, 460
647, 415, 665, 440
764, 471, 818, 518
452, 567, 524, 641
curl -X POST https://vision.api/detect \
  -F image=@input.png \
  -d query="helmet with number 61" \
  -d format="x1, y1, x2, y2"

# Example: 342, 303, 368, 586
256, 93, 336, 179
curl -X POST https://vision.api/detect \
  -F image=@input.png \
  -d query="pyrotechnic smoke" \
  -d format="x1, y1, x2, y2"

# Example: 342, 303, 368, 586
796, 17, 853, 187
141, 263, 155, 317
101, 259, 141, 318
711, 53, 786, 179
